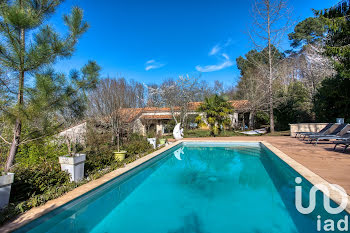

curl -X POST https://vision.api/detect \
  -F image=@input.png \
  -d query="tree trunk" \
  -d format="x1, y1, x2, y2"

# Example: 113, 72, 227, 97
267, 0, 275, 133
170, 106, 178, 124
249, 111, 255, 129
269, 84, 275, 133
5, 23, 25, 172
116, 119, 120, 152
242, 113, 245, 130
111, 118, 116, 145
6, 119, 21, 172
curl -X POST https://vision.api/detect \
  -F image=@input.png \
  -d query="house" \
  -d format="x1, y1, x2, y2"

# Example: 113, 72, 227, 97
120, 100, 250, 136
59, 100, 250, 141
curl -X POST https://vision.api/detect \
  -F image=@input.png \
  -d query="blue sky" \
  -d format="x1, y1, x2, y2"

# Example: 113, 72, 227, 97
50, 0, 339, 87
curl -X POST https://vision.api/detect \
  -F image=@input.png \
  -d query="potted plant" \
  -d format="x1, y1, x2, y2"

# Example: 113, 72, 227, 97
113, 125, 127, 161
113, 150, 127, 161
159, 138, 167, 145
0, 170, 14, 209
59, 137, 86, 182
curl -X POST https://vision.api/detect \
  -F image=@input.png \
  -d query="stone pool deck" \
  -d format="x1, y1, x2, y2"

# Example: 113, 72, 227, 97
1, 136, 349, 232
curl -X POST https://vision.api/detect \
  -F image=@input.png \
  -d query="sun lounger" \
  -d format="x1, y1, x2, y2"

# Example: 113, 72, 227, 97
333, 138, 350, 152
295, 123, 334, 139
309, 124, 350, 145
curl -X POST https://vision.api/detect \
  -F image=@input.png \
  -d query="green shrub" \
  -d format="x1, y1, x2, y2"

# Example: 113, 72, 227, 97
122, 137, 152, 156
16, 139, 67, 166
255, 111, 269, 128
314, 77, 350, 122
127, 133, 144, 141
274, 81, 312, 131
84, 147, 116, 175
0, 132, 156, 226
0, 180, 81, 225
5, 139, 71, 204
10, 163, 70, 203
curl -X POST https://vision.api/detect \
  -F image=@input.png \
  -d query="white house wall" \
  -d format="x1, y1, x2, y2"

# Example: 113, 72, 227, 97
58, 122, 87, 145
132, 118, 146, 135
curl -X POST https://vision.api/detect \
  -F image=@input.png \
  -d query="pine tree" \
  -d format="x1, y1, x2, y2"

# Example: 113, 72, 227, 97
312, 0, 350, 121
0, 1, 90, 172
288, 17, 327, 48
316, 0, 350, 78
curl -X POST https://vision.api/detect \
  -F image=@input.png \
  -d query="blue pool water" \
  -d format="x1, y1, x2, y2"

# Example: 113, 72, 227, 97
15, 142, 348, 233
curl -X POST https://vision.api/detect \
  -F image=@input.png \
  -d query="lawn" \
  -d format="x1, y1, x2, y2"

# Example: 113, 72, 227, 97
184, 129, 254, 138
164, 129, 291, 138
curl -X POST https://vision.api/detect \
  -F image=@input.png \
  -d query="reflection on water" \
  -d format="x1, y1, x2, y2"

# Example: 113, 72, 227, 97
168, 213, 207, 233
173, 146, 185, 160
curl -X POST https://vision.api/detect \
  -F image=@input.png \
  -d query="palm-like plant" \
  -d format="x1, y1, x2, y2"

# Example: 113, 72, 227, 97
197, 95, 234, 136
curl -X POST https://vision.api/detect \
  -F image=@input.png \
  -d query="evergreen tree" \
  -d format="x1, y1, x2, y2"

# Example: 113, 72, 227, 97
274, 81, 312, 130
288, 17, 326, 49
0, 1, 91, 172
316, 0, 350, 78
197, 95, 234, 136
314, 77, 350, 122
312, 0, 350, 121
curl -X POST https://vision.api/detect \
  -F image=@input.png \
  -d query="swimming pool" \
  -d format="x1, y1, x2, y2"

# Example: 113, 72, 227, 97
15, 142, 348, 233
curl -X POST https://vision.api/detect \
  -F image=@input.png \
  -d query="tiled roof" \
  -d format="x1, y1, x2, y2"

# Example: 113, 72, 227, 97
231, 100, 250, 110
188, 100, 249, 111
119, 108, 143, 123
142, 107, 176, 112
141, 115, 174, 120
118, 100, 249, 123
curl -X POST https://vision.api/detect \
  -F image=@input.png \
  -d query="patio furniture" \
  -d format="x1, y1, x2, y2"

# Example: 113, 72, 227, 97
309, 124, 350, 145
333, 139, 350, 152
295, 123, 334, 139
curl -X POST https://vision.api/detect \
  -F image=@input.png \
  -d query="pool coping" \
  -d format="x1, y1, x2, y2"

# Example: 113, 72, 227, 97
1, 139, 349, 232
262, 140, 350, 214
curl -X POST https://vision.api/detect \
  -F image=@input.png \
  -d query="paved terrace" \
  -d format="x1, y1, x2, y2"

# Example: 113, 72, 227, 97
184, 136, 350, 194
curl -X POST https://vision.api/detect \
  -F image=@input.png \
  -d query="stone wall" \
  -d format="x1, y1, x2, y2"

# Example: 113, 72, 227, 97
289, 123, 329, 137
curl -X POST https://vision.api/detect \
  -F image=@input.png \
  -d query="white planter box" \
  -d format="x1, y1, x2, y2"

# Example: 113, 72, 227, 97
0, 173, 14, 209
59, 154, 86, 182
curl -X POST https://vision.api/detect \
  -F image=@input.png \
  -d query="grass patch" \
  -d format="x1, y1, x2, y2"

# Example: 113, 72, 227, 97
184, 129, 251, 138
264, 130, 290, 136
182, 129, 290, 137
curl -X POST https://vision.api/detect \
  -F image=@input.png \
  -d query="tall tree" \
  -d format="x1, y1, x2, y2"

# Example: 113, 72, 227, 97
0, 1, 89, 172
312, 0, 350, 121
1, 62, 100, 171
88, 78, 145, 149
316, 0, 350, 79
248, 0, 292, 132
288, 17, 326, 48
148, 75, 201, 126
235, 47, 284, 128
274, 81, 312, 130
287, 16, 334, 118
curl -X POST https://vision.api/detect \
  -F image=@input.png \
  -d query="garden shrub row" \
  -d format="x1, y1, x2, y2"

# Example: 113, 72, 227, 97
0, 134, 155, 226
